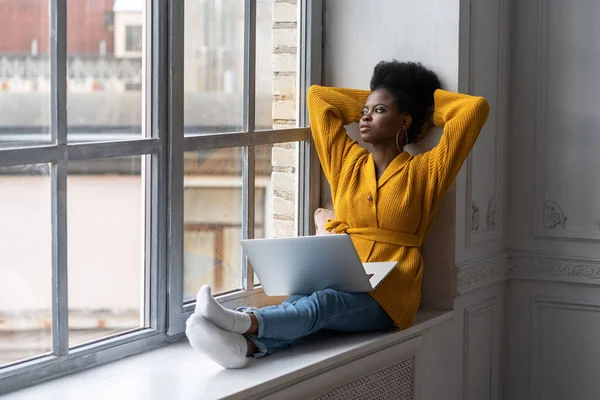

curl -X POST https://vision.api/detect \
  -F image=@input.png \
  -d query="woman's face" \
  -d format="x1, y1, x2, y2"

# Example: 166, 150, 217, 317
359, 88, 410, 146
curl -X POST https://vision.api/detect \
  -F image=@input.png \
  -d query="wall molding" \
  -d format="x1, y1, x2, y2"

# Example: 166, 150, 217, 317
457, 252, 511, 294
510, 253, 600, 285
463, 298, 500, 400
529, 296, 600, 399
465, 0, 507, 248
457, 252, 600, 293
532, 0, 600, 242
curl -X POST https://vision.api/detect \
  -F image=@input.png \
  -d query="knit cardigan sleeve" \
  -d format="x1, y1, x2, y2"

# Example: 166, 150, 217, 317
307, 85, 370, 189
424, 89, 490, 198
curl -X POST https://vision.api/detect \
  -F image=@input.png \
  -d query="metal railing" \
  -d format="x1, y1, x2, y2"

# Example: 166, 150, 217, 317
0, 55, 142, 83
0, 48, 238, 90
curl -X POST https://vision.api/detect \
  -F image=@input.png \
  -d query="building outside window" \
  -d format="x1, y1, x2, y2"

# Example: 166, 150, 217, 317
125, 25, 143, 53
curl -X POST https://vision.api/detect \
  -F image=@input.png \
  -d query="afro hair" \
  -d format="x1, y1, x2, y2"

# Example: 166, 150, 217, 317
369, 60, 441, 143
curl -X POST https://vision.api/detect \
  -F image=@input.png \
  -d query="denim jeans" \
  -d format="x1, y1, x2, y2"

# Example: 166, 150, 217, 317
236, 288, 395, 358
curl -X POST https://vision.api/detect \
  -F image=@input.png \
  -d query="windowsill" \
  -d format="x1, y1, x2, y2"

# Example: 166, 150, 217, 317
4, 310, 453, 400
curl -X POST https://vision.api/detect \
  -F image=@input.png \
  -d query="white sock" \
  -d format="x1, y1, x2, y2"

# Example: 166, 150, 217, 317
195, 284, 252, 334
185, 314, 248, 369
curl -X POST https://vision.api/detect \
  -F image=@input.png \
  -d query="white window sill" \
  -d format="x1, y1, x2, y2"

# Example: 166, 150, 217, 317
4, 310, 453, 400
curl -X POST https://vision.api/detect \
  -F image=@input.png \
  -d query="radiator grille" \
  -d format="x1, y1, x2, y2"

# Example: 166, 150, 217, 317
311, 357, 413, 400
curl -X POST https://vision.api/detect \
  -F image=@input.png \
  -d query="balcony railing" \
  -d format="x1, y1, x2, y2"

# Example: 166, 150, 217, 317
0, 54, 142, 83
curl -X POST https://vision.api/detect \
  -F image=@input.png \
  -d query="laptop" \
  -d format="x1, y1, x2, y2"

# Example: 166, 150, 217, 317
240, 234, 397, 296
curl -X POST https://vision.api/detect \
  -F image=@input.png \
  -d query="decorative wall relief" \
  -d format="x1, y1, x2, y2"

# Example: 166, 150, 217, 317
543, 200, 567, 229
510, 255, 600, 283
486, 197, 497, 230
457, 255, 511, 294
457, 253, 600, 293
471, 202, 480, 232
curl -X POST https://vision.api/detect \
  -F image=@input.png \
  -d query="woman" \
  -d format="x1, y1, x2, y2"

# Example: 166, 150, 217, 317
186, 60, 490, 368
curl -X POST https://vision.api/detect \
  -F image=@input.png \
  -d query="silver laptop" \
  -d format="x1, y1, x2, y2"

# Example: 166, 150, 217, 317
241, 234, 396, 296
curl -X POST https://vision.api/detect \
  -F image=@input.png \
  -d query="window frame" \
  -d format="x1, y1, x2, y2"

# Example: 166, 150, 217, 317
166, 0, 322, 334
0, 0, 322, 394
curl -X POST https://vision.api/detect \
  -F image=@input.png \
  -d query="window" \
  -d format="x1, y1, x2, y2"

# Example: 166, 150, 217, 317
0, 0, 321, 394
125, 25, 143, 53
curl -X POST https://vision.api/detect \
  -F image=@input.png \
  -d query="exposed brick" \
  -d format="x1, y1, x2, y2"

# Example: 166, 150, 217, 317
274, 94, 295, 102
272, 146, 296, 168
273, 196, 296, 216
273, 46, 297, 54
273, 166, 295, 173
273, 75, 296, 97
272, 171, 296, 192
273, 22, 297, 29
273, 219, 295, 238
272, 54, 297, 72
274, 213, 296, 221
272, 100, 296, 120
274, 71, 296, 77
273, 121, 297, 129
274, 142, 296, 150
274, 189, 295, 201
271, 0, 298, 241
273, 28, 297, 50
272, 3, 297, 23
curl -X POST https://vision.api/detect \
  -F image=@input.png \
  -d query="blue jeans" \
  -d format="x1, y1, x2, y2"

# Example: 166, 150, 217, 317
236, 288, 395, 358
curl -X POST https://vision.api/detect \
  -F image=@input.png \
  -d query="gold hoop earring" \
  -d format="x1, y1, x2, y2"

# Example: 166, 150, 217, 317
396, 129, 408, 153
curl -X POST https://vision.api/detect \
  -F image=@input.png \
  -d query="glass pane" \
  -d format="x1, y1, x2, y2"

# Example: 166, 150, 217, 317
256, 0, 300, 130
183, 148, 246, 299
67, 0, 145, 142
67, 156, 145, 347
0, 164, 51, 366
254, 142, 299, 284
0, 1, 51, 148
184, 0, 244, 135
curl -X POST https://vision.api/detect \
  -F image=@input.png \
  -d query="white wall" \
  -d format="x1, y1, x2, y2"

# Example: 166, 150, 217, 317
506, 1, 600, 399
322, 0, 463, 310
320, 1, 510, 399
322, 0, 461, 91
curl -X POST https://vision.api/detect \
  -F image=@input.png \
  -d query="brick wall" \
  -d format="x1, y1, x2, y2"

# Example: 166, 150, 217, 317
0, 0, 115, 55
271, 0, 298, 238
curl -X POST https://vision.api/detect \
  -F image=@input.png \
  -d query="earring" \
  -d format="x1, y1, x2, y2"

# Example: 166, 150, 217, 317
396, 129, 408, 153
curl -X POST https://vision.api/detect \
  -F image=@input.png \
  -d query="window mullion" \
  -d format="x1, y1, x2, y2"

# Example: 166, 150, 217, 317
296, 0, 309, 235
146, 0, 161, 332
50, 0, 69, 356
242, 146, 256, 291
183, 128, 310, 151
304, 0, 323, 236
243, 0, 257, 134
297, 0, 308, 128
241, 0, 257, 291
166, 0, 186, 334
50, 163, 68, 356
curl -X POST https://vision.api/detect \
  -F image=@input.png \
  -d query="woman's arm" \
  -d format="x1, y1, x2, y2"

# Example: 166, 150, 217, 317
422, 89, 490, 198
307, 85, 370, 186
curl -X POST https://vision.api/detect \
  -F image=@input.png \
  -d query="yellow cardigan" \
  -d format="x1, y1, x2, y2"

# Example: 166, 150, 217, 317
307, 85, 490, 329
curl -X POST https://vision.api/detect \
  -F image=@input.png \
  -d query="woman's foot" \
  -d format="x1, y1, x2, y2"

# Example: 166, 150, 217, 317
195, 284, 251, 334
185, 314, 248, 369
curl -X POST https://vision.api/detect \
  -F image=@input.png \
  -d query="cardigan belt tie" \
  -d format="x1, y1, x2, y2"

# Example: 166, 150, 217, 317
324, 219, 422, 247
